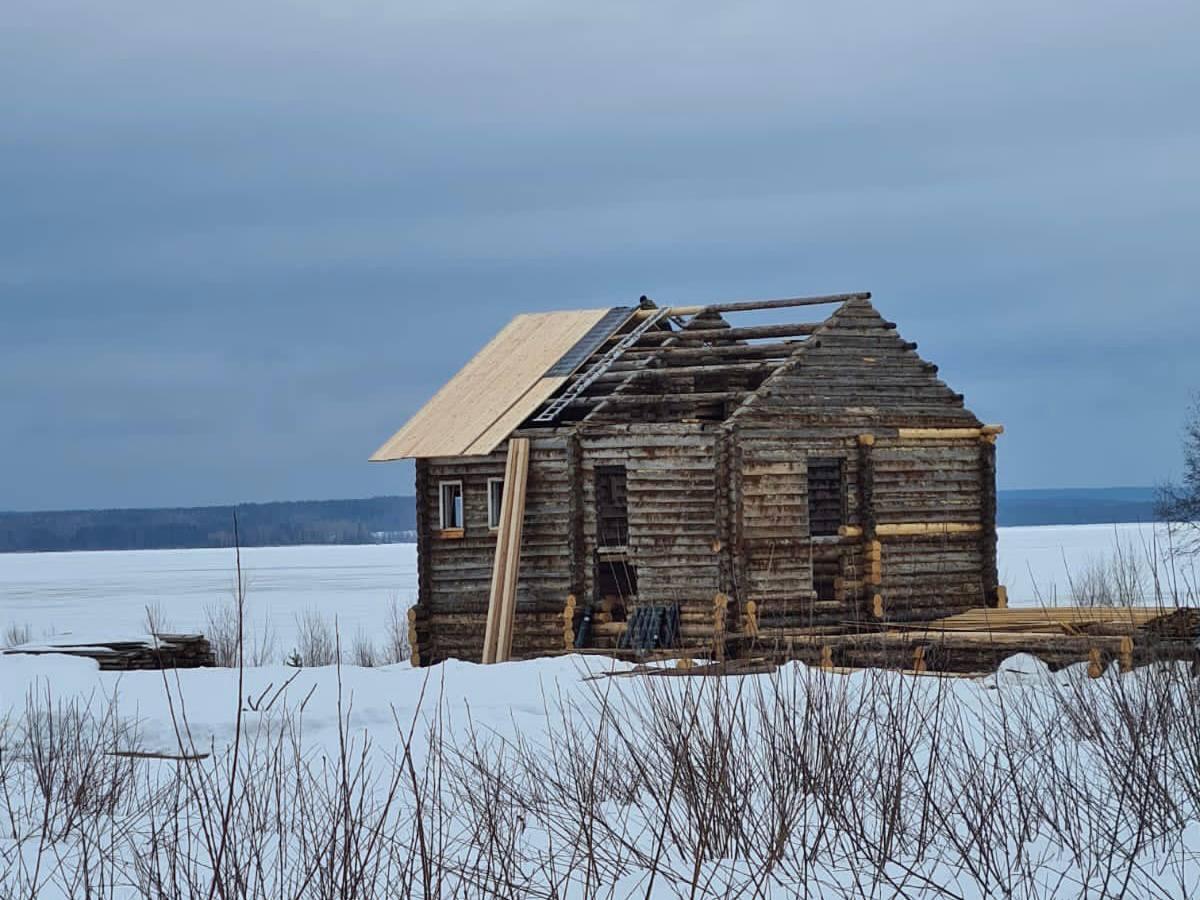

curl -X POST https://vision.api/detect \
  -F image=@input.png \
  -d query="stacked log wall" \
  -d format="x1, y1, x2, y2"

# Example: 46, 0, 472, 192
871, 436, 988, 619
578, 424, 722, 645
415, 433, 573, 663
728, 296, 993, 627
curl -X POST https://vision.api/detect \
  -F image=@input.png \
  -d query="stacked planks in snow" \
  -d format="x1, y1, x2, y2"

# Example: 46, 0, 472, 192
739, 606, 1199, 677
4, 634, 216, 671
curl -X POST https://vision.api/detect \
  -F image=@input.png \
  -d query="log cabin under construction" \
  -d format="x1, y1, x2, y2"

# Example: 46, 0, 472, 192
371, 291, 1008, 666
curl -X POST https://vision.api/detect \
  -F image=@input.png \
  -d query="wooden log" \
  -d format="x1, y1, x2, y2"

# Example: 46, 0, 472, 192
896, 426, 1004, 440
744, 600, 759, 637
638, 323, 823, 344
615, 341, 806, 363
567, 391, 750, 407
876, 522, 981, 536
590, 362, 776, 385
913, 645, 927, 674
713, 593, 729, 661
659, 291, 870, 316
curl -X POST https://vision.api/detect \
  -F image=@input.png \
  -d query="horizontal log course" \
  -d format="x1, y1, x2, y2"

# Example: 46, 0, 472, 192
876, 522, 982, 536
589, 361, 775, 385
639, 323, 823, 344
567, 391, 750, 407
614, 342, 807, 366
896, 426, 1004, 440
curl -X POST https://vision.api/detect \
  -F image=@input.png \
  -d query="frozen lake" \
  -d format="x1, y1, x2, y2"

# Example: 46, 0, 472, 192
0, 523, 1192, 658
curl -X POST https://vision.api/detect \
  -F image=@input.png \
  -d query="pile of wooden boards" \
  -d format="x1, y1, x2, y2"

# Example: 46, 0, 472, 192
4, 633, 216, 671
740, 606, 1199, 677
481, 437, 530, 664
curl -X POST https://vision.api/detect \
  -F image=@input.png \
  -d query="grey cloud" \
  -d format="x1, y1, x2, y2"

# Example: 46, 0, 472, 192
1, 0, 1197, 509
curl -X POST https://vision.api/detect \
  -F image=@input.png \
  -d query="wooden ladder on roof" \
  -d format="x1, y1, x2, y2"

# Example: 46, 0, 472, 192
531, 308, 671, 423
482, 438, 530, 664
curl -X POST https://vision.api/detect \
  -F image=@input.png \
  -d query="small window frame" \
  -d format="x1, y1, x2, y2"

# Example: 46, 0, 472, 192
437, 480, 464, 533
487, 477, 505, 531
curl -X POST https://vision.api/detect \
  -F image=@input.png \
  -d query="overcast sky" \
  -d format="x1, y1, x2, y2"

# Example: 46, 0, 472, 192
2, 0, 1197, 511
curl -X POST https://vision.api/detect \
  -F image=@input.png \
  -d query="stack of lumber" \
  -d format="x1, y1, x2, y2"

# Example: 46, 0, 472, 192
908, 606, 1174, 636
742, 606, 1199, 677
3, 633, 216, 671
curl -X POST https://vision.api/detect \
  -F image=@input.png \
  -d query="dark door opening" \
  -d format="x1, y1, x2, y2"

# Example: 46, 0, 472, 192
595, 465, 629, 548
594, 465, 636, 610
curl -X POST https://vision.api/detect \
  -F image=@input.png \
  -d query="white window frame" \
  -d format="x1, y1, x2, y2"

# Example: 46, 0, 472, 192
487, 478, 505, 531
438, 480, 464, 531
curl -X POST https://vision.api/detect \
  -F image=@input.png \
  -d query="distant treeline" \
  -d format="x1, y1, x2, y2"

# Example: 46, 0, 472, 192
996, 487, 1158, 527
0, 497, 416, 553
0, 488, 1160, 554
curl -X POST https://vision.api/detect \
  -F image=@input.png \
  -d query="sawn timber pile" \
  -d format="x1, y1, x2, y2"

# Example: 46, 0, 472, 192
740, 605, 1198, 677
3, 633, 215, 671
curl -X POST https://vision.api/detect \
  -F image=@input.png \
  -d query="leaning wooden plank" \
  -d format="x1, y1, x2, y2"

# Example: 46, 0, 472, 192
493, 438, 526, 662
497, 438, 531, 662
482, 445, 518, 664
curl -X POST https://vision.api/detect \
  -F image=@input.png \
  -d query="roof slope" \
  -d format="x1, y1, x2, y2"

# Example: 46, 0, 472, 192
370, 308, 630, 460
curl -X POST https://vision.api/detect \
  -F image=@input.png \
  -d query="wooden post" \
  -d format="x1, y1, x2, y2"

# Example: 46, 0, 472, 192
1119, 636, 1134, 674
980, 433, 1000, 607
912, 645, 927, 674
857, 434, 877, 618
407, 606, 421, 668
1087, 647, 1103, 679
562, 594, 577, 649
866, 540, 882, 588
713, 593, 729, 661
994, 586, 1008, 609
567, 433, 585, 600
412, 459, 433, 666
716, 427, 736, 603
730, 427, 746, 612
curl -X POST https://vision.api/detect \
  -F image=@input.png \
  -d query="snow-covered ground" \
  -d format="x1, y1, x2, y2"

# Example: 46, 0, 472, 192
2, 525, 1200, 897
0, 542, 417, 656
4, 649, 1200, 897
0, 524, 1193, 654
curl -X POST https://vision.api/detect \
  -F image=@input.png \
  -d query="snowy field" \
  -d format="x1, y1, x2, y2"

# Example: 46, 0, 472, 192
4, 647, 1200, 896
2, 524, 1200, 897
0, 543, 418, 657
0, 523, 1193, 655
